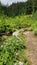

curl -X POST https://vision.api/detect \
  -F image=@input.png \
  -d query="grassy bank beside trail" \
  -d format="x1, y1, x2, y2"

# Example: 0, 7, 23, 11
0, 13, 37, 34
0, 15, 32, 33
0, 31, 29, 65
0, 12, 37, 65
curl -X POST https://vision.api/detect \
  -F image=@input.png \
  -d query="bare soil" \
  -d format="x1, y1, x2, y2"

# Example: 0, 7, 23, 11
23, 31, 37, 65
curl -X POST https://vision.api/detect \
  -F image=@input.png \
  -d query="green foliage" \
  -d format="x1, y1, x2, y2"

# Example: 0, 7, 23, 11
0, 14, 37, 34
0, 15, 32, 33
0, 34, 28, 65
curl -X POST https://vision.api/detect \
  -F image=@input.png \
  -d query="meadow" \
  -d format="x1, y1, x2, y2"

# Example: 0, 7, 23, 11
0, 13, 37, 34
0, 12, 37, 65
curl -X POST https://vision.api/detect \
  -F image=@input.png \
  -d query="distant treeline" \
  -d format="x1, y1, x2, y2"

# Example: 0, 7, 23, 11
0, 0, 37, 16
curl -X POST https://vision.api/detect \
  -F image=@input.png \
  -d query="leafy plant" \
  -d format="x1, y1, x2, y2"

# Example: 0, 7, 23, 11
0, 34, 28, 65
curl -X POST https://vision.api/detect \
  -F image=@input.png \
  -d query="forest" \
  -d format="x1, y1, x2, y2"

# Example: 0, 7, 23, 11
0, 0, 37, 65
0, 0, 37, 16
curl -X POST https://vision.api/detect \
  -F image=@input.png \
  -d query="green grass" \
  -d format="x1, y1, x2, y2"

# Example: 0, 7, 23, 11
0, 14, 37, 33
0, 32, 29, 65
0, 13, 37, 65
0, 15, 32, 33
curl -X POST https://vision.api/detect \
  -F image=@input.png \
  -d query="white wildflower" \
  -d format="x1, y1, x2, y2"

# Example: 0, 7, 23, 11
15, 52, 19, 56
19, 62, 24, 65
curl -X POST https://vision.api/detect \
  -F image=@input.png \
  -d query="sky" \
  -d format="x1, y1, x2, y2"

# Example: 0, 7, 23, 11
0, 0, 27, 6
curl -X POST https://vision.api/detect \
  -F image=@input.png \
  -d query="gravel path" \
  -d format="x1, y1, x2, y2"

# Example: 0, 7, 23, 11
23, 31, 37, 65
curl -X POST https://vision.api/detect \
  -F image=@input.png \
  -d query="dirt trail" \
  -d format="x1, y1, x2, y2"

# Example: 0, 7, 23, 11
23, 31, 37, 65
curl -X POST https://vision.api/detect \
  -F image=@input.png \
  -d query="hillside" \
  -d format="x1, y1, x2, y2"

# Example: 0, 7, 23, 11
0, 0, 37, 65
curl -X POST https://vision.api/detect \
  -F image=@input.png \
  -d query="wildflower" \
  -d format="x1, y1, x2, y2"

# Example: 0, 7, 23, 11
19, 62, 24, 65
